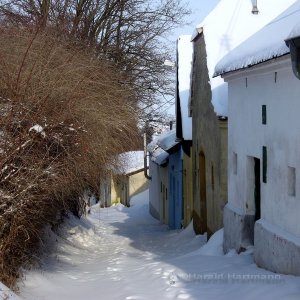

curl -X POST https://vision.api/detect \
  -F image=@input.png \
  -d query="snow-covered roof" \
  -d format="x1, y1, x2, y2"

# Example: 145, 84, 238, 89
148, 130, 179, 153
150, 147, 169, 166
118, 151, 145, 175
177, 35, 193, 141
147, 130, 180, 166
215, 2, 300, 76
191, 0, 297, 117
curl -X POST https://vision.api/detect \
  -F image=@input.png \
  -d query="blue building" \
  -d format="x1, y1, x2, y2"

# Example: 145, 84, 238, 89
168, 145, 183, 229
148, 130, 183, 229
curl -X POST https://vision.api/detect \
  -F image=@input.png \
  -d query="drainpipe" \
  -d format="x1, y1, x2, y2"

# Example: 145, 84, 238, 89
144, 132, 151, 180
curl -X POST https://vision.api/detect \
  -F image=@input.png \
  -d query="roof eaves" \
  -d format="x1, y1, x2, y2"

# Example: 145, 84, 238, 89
214, 52, 290, 78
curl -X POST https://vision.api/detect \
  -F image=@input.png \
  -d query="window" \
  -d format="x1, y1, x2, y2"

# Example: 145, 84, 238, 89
233, 152, 237, 175
288, 167, 296, 196
262, 146, 267, 183
262, 105, 267, 125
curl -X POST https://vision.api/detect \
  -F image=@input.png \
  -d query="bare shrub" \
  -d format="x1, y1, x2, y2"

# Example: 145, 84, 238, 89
0, 28, 141, 287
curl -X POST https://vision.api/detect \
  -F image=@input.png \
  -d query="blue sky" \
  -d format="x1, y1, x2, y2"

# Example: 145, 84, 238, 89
172, 0, 221, 39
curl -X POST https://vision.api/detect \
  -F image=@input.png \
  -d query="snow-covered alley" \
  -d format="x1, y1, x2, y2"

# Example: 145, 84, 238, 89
12, 190, 300, 300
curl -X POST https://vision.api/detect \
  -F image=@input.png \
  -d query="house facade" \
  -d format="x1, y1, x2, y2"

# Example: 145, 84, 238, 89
175, 35, 193, 228
148, 130, 180, 226
190, 0, 296, 237
215, 1, 300, 275
148, 148, 169, 222
190, 30, 228, 236
148, 130, 185, 229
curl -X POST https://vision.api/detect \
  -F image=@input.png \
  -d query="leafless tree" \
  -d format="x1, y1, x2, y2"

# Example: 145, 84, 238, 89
0, 0, 190, 112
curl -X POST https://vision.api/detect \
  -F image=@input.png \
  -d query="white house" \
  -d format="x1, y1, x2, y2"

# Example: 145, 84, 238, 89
215, 1, 300, 275
189, 0, 297, 235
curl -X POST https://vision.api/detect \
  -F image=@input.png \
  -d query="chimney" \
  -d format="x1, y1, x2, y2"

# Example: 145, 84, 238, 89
252, 0, 259, 14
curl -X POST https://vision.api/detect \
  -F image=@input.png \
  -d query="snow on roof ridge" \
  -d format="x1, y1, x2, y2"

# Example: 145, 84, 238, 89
214, 1, 300, 76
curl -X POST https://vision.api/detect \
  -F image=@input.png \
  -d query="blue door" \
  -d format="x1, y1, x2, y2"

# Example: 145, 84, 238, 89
168, 151, 183, 230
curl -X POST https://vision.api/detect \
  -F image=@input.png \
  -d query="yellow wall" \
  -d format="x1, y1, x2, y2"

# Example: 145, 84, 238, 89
128, 171, 149, 198
110, 170, 149, 207
111, 176, 120, 204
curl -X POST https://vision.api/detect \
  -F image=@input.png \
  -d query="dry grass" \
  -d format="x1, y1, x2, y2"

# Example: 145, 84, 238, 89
0, 28, 141, 287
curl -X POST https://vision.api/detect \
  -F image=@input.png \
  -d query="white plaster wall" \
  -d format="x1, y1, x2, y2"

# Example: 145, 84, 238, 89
149, 160, 160, 220
227, 57, 300, 237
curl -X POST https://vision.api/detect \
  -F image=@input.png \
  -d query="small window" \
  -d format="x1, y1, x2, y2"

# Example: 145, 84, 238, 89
262, 105, 267, 125
233, 152, 238, 175
288, 167, 296, 196
262, 105, 267, 124
262, 146, 267, 183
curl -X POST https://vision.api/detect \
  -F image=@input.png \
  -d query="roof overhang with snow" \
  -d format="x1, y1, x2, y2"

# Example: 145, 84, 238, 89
214, 2, 300, 78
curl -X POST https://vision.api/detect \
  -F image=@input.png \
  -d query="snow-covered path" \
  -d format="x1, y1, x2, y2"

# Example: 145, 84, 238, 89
19, 190, 300, 300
